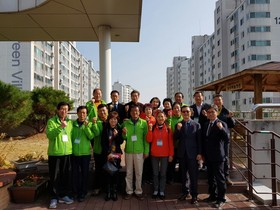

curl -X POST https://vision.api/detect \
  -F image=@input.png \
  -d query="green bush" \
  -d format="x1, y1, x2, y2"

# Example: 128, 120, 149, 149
26, 87, 74, 132
0, 81, 32, 132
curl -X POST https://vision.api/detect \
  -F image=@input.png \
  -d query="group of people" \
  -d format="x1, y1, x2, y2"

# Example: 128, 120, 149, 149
46, 88, 235, 209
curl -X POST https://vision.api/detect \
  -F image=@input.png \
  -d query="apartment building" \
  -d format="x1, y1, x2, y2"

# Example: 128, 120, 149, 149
171, 0, 280, 115
166, 56, 189, 103
112, 81, 134, 104
0, 41, 100, 108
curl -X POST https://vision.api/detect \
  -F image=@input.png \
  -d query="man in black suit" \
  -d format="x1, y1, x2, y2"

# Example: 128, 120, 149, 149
190, 91, 210, 170
202, 104, 229, 208
190, 91, 210, 128
174, 105, 202, 204
107, 90, 125, 124
124, 90, 144, 119
214, 94, 236, 185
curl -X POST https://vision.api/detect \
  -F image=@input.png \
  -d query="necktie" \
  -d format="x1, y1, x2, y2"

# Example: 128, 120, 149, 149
114, 104, 117, 110
207, 122, 213, 136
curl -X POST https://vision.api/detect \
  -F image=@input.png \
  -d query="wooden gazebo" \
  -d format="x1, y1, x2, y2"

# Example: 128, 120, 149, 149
195, 62, 280, 119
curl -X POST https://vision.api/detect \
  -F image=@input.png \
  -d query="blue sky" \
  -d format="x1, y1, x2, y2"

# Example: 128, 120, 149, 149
77, 0, 217, 103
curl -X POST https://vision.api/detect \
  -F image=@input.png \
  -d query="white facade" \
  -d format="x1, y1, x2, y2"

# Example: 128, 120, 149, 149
0, 41, 100, 108
166, 56, 189, 104
181, 0, 280, 116
112, 81, 134, 104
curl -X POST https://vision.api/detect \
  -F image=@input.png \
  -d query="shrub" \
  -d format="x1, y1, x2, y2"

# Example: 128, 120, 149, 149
26, 87, 74, 132
0, 81, 32, 132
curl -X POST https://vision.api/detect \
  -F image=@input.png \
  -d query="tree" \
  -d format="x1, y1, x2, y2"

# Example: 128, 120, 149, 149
26, 87, 74, 132
0, 81, 32, 132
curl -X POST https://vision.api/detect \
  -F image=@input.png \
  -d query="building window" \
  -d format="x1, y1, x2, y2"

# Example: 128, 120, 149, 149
242, 58, 246, 64
243, 99, 247, 104
250, 0, 270, 4
240, 18, 244, 26
241, 31, 245, 38
250, 40, 271, 46
250, 12, 270, 18
249, 26, 270, 32
217, 17, 220, 24
218, 51, 221, 57
218, 62, 221, 68
250, 54, 271, 61
242, 45, 245, 51
217, 40, 220, 46
218, 73, 221, 79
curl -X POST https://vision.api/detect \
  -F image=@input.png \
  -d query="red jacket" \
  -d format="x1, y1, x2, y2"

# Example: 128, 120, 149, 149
146, 124, 174, 157
140, 113, 156, 126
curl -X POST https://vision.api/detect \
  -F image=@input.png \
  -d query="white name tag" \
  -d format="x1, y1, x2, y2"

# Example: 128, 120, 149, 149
157, 139, 163, 146
131, 135, 137, 142
74, 138, 80, 144
62, 134, 68, 142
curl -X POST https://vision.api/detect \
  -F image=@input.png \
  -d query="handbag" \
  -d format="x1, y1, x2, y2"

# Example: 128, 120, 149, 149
103, 161, 118, 175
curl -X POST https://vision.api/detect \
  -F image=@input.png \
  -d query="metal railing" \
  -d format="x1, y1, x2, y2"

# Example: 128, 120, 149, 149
231, 119, 280, 206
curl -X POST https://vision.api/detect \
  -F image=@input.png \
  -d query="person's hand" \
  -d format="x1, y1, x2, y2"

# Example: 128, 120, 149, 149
168, 156, 173, 162
177, 123, 182, 130
113, 128, 118, 136
125, 105, 129, 112
91, 98, 95, 104
148, 123, 153, 131
168, 110, 172, 117
202, 109, 207, 116
143, 154, 149, 159
196, 154, 202, 161
217, 121, 223, 129
107, 153, 114, 161
122, 127, 127, 135
228, 111, 234, 118
60, 120, 67, 128
92, 117, 97, 124
84, 120, 88, 126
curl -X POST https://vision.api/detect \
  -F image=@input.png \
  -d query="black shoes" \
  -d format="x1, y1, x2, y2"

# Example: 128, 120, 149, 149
178, 192, 190, 201
191, 197, 198, 204
203, 196, 217, 203
215, 200, 225, 208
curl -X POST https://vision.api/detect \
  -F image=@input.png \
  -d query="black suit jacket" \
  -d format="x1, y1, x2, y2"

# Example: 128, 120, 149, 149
202, 119, 229, 162
174, 119, 202, 159
107, 102, 125, 123
190, 103, 210, 129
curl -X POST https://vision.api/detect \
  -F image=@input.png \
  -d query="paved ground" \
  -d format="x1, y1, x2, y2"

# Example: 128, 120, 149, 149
6, 191, 278, 210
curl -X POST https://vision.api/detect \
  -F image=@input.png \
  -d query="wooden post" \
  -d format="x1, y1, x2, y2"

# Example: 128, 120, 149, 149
254, 74, 263, 119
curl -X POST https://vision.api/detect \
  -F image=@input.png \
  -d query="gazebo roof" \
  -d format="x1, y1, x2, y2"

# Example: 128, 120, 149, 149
195, 62, 280, 93
0, 0, 142, 42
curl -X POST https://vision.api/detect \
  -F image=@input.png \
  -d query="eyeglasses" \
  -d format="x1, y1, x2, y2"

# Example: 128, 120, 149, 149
181, 110, 190, 113
207, 111, 216, 114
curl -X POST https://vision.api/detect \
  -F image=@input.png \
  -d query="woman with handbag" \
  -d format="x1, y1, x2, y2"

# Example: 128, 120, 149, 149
101, 111, 123, 201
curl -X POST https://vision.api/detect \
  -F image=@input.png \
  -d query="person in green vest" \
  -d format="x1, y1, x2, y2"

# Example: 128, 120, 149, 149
86, 88, 107, 148
46, 102, 73, 209
123, 105, 149, 201
71, 106, 94, 202
91, 104, 108, 196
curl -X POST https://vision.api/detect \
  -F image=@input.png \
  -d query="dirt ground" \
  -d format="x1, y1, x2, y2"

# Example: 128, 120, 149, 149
0, 133, 48, 163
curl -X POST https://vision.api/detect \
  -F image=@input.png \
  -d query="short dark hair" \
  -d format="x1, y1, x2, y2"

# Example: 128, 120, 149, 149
149, 97, 161, 108
213, 94, 223, 99
130, 104, 140, 111
108, 111, 119, 121
172, 102, 181, 110
131, 90, 140, 96
97, 104, 107, 110
193, 91, 204, 97
77, 106, 87, 113
57, 102, 70, 110
93, 88, 101, 94
110, 90, 119, 95
175, 92, 184, 98
208, 104, 219, 112
163, 98, 173, 106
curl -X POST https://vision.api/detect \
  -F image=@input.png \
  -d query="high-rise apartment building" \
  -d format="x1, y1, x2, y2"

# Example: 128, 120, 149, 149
0, 41, 100, 107
166, 56, 189, 103
170, 0, 280, 115
112, 81, 134, 104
